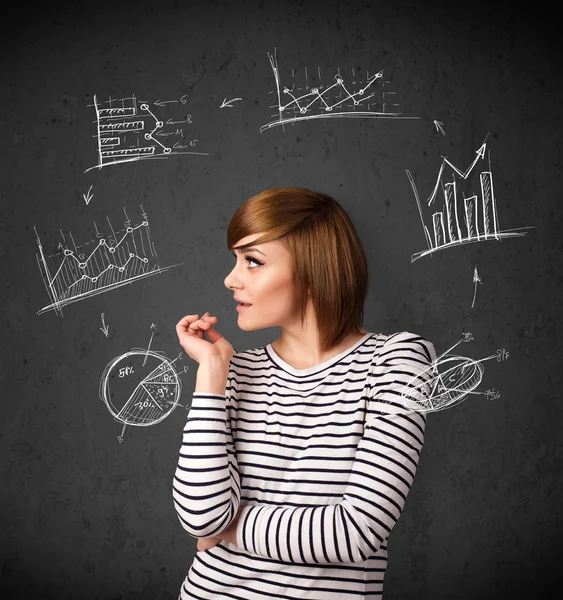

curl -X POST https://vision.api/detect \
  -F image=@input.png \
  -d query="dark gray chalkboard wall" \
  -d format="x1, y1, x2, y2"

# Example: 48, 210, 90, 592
2, 1, 562, 598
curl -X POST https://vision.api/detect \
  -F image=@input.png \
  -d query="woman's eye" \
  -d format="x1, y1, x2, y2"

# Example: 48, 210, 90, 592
246, 257, 262, 268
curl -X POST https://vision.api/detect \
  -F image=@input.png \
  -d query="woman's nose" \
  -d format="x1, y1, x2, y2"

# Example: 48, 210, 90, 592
224, 268, 237, 289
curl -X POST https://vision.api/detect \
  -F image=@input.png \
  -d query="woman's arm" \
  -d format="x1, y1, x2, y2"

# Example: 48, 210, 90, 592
172, 359, 242, 538
231, 333, 436, 564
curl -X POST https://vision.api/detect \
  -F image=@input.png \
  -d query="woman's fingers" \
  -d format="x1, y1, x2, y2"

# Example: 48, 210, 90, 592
176, 313, 218, 338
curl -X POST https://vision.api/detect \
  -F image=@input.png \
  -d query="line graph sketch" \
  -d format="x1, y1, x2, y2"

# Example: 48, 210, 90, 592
398, 332, 509, 413
406, 136, 533, 262
99, 348, 188, 443
35, 206, 182, 316
260, 48, 420, 132
85, 94, 208, 172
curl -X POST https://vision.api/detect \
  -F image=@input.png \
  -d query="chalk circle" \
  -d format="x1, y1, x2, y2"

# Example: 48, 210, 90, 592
99, 349, 182, 430
399, 355, 484, 413
163, 147, 172, 154
140, 103, 149, 110
126, 227, 133, 233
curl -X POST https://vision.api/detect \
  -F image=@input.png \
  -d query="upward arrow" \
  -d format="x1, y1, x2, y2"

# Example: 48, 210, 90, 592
445, 142, 486, 179
427, 139, 488, 206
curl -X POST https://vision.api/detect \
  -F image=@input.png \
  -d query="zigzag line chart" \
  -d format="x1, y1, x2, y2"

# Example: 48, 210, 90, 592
260, 48, 420, 132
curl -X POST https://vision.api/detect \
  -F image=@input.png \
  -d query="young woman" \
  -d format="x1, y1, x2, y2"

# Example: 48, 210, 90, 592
173, 187, 436, 599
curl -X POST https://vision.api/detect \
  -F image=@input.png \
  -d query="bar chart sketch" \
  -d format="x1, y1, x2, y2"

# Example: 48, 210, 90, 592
35, 207, 182, 316
99, 348, 184, 443
260, 48, 420, 132
406, 138, 533, 262
397, 334, 507, 413
85, 94, 208, 173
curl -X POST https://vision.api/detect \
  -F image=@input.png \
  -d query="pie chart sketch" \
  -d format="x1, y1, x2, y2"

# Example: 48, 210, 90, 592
99, 348, 183, 442
400, 355, 484, 413
398, 335, 502, 413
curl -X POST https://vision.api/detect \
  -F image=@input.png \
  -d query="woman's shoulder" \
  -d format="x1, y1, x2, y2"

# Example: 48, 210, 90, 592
374, 331, 436, 364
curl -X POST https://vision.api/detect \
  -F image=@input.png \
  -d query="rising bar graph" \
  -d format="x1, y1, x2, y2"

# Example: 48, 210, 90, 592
406, 139, 533, 263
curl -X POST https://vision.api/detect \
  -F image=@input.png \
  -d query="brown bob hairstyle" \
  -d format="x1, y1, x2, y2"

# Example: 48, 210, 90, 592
227, 187, 368, 353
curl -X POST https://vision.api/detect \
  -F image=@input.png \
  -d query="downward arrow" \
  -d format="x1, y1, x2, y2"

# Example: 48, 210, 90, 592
100, 313, 110, 337
83, 185, 94, 205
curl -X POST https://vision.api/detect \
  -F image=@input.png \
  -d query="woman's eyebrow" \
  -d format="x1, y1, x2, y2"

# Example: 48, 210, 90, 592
232, 246, 266, 256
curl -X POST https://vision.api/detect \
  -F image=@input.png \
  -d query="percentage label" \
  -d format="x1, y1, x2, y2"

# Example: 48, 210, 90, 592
462, 332, 474, 342
485, 389, 501, 400
496, 348, 510, 362
118, 366, 135, 378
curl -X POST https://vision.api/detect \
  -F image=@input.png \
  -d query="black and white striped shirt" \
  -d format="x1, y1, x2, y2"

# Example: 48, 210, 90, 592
173, 331, 436, 599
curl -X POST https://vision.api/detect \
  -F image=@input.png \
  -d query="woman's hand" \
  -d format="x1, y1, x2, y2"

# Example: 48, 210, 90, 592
197, 536, 222, 552
176, 311, 234, 366
196, 507, 244, 551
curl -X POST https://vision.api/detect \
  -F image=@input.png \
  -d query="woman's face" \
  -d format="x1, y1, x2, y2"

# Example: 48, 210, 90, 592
224, 233, 301, 331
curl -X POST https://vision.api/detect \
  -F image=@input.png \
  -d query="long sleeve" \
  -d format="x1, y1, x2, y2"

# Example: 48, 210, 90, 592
172, 362, 241, 538
235, 332, 436, 564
